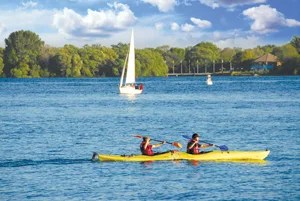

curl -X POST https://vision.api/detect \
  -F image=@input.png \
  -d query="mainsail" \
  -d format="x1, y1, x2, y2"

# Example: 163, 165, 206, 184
125, 30, 135, 84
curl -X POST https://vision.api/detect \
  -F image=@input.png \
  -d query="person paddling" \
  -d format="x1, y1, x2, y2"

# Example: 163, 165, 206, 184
187, 133, 213, 154
140, 136, 166, 156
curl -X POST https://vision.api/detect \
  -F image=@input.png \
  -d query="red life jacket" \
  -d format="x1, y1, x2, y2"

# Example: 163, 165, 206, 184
139, 84, 144, 90
140, 142, 154, 156
187, 140, 200, 154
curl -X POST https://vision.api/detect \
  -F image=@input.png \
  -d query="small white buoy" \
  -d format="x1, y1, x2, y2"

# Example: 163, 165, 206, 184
206, 74, 213, 85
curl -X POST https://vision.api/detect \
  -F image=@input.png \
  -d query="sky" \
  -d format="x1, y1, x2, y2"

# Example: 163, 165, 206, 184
0, 0, 299, 49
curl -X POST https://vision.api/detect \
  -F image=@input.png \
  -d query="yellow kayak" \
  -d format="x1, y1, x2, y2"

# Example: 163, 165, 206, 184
92, 150, 270, 162
178, 150, 270, 161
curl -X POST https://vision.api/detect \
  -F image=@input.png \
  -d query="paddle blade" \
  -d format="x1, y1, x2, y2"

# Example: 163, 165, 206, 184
218, 145, 229, 151
133, 135, 143, 138
172, 142, 182, 149
182, 135, 190, 139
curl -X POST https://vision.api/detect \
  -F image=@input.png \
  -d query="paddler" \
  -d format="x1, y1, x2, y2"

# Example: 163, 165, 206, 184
187, 133, 213, 154
140, 136, 166, 156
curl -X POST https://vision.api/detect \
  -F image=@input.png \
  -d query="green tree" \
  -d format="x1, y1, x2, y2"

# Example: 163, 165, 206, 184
52, 45, 82, 77
112, 43, 130, 76
290, 36, 300, 54
39, 45, 59, 77
272, 44, 300, 75
0, 48, 4, 77
259, 45, 276, 53
4, 30, 44, 78
187, 42, 220, 72
136, 48, 168, 76
220, 48, 236, 62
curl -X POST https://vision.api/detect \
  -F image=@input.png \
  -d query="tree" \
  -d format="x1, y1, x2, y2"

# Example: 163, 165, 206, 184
290, 36, 300, 54
136, 48, 168, 76
220, 48, 236, 62
272, 44, 300, 75
52, 45, 82, 77
187, 42, 220, 71
0, 48, 4, 77
112, 43, 130, 76
4, 30, 44, 77
96, 45, 118, 77
39, 45, 59, 77
259, 45, 276, 53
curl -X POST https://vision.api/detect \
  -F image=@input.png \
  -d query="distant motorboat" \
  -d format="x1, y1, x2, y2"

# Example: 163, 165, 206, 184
206, 74, 213, 85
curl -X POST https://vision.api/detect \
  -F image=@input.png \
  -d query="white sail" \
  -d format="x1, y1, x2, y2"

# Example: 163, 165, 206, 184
119, 29, 143, 95
125, 30, 135, 84
119, 54, 128, 87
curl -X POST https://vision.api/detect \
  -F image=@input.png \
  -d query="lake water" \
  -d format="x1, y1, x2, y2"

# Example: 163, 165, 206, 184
0, 76, 299, 200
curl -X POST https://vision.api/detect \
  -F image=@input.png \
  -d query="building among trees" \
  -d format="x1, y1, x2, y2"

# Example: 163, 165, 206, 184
251, 53, 282, 72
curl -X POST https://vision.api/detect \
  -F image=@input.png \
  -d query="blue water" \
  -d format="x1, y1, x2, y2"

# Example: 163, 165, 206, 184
0, 76, 299, 200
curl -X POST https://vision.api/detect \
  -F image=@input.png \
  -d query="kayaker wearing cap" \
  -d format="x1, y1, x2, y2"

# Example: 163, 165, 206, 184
187, 133, 213, 154
140, 136, 166, 156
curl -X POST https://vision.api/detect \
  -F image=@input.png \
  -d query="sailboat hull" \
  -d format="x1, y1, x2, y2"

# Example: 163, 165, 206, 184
119, 85, 143, 94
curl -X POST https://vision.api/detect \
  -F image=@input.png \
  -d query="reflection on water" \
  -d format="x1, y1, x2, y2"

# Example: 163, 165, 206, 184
120, 93, 138, 101
187, 160, 268, 166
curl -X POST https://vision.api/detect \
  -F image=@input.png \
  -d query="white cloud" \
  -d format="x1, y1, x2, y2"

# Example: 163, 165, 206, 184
286, 19, 300, 27
171, 22, 180, 31
0, 8, 56, 47
155, 22, 164, 30
142, 0, 176, 12
199, 0, 266, 9
0, 9, 54, 32
216, 35, 261, 49
243, 5, 300, 34
181, 23, 194, 32
0, 23, 7, 35
190, 17, 211, 28
53, 2, 136, 37
199, 0, 219, 9
21, 1, 38, 9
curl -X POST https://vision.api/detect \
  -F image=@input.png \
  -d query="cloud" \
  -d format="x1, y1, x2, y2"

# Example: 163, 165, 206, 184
216, 35, 261, 49
190, 17, 211, 28
53, 2, 136, 37
155, 22, 164, 30
21, 1, 38, 9
171, 22, 180, 31
199, 0, 266, 9
169, 17, 211, 33
243, 5, 300, 34
0, 22, 7, 35
142, 0, 176, 12
181, 23, 194, 32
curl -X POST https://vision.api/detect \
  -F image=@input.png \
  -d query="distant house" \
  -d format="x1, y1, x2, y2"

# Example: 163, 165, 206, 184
251, 53, 282, 72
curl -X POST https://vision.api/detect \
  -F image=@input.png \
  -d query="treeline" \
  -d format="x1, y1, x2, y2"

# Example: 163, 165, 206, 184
0, 30, 299, 78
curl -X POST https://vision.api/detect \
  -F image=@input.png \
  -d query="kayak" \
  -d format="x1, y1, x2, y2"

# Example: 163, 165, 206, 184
94, 151, 178, 162
92, 150, 270, 162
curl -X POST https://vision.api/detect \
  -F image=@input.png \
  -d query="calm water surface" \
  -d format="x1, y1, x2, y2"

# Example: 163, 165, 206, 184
0, 76, 299, 200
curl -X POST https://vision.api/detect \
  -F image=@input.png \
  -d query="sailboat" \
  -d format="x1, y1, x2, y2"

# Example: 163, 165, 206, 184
206, 74, 213, 85
119, 30, 143, 94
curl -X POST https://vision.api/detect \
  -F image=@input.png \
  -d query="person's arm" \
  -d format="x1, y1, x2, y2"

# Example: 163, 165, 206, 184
143, 140, 150, 150
187, 141, 197, 150
152, 141, 166, 148
199, 143, 213, 148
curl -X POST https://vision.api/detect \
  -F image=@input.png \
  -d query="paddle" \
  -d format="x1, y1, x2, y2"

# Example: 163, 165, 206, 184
182, 135, 228, 151
134, 135, 182, 149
